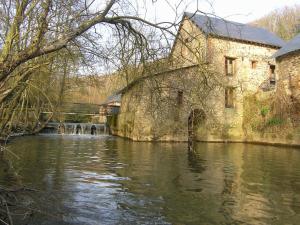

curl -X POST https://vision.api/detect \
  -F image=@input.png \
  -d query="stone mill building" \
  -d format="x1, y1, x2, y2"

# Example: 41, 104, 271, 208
274, 33, 300, 111
271, 34, 300, 140
111, 12, 295, 143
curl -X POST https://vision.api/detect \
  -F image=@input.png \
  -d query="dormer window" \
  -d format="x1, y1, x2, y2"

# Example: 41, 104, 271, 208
225, 57, 235, 76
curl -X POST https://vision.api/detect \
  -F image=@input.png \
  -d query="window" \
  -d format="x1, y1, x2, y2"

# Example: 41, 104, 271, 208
225, 88, 234, 108
251, 60, 258, 69
177, 90, 183, 105
269, 65, 276, 85
225, 57, 235, 76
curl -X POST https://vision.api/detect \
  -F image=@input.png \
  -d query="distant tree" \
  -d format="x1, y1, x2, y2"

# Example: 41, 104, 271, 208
251, 4, 300, 40
296, 24, 300, 34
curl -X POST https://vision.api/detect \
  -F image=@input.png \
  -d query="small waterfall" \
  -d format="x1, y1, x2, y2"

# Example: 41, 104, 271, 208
41, 122, 109, 135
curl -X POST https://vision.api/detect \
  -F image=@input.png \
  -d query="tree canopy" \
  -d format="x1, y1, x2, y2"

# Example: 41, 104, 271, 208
251, 4, 300, 40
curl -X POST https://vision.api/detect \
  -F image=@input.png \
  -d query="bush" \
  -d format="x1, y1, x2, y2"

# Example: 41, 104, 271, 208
266, 117, 284, 126
260, 107, 269, 117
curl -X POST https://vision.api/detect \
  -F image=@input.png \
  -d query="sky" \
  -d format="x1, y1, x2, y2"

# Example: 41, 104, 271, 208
144, 0, 299, 23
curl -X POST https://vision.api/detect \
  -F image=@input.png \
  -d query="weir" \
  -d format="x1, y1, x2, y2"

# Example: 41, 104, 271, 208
41, 122, 108, 135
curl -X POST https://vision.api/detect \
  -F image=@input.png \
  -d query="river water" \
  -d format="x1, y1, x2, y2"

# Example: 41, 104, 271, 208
3, 134, 300, 225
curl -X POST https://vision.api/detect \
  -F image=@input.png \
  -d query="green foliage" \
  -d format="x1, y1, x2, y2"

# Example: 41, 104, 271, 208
243, 94, 291, 134
260, 107, 269, 117
266, 117, 284, 126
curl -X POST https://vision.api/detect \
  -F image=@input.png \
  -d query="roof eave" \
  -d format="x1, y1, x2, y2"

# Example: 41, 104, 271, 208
273, 49, 300, 59
208, 33, 283, 49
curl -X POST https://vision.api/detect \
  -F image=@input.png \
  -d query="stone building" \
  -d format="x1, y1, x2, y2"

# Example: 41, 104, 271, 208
274, 33, 300, 107
113, 12, 286, 142
99, 94, 121, 123
273, 33, 300, 132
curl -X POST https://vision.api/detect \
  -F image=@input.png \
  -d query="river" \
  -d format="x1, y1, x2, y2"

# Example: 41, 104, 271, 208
3, 134, 300, 224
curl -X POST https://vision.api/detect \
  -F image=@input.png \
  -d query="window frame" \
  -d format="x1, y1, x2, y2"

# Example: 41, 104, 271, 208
177, 90, 183, 106
269, 64, 276, 85
251, 60, 258, 69
225, 56, 236, 76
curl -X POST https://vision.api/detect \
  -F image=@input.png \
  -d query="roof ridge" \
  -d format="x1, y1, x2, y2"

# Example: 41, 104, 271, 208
184, 11, 277, 30
183, 11, 285, 47
184, 12, 246, 27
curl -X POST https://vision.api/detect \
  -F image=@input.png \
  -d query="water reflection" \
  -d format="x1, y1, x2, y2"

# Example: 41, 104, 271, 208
3, 135, 300, 225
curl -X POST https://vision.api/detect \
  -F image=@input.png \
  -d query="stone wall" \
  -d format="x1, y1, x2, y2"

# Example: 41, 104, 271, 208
114, 66, 205, 141
171, 17, 207, 66
276, 51, 300, 103
273, 50, 300, 144
206, 36, 279, 140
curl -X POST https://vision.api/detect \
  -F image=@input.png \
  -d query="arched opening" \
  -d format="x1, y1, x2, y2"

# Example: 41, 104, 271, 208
188, 109, 206, 151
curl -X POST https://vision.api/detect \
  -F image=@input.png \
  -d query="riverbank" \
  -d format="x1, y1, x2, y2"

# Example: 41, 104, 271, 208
0, 133, 29, 145
3, 128, 300, 149
110, 130, 300, 148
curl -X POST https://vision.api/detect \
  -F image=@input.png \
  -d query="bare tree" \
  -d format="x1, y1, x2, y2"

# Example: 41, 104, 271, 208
0, 0, 190, 138
251, 4, 300, 40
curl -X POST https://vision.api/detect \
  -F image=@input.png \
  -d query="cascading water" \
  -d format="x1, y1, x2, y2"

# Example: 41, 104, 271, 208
41, 122, 108, 135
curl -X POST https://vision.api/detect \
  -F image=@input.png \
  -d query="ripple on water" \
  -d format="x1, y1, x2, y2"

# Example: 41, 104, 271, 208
5, 136, 300, 225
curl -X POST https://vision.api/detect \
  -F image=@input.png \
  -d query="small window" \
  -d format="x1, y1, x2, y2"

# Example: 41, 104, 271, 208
225, 57, 235, 76
251, 60, 257, 69
177, 90, 183, 105
225, 88, 234, 108
269, 65, 276, 85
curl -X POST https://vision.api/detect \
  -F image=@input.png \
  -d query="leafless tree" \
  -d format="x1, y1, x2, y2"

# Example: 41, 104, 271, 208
0, 0, 193, 137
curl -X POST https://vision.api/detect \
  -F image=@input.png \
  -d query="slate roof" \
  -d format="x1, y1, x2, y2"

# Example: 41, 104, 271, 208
185, 12, 285, 48
273, 33, 300, 58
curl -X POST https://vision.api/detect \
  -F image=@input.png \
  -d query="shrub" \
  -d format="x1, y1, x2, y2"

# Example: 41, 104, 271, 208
260, 107, 269, 117
266, 117, 284, 126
